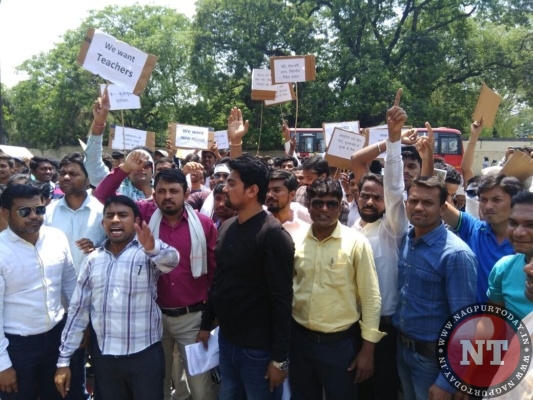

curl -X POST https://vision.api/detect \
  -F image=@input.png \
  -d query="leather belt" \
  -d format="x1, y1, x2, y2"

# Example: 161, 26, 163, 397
160, 302, 205, 317
294, 320, 359, 344
398, 332, 436, 360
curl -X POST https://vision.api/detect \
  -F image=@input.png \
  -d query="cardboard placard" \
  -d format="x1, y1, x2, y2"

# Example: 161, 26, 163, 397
99, 84, 141, 110
214, 130, 230, 150
472, 84, 502, 129
77, 28, 158, 95
270, 55, 316, 84
264, 83, 296, 106
251, 69, 277, 100
322, 121, 360, 147
367, 126, 389, 158
501, 151, 533, 183
168, 123, 214, 150
325, 128, 366, 170
108, 126, 155, 151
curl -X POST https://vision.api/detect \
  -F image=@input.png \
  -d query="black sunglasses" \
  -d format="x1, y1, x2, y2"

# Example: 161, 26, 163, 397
310, 199, 340, 211
17, 205, 46, 218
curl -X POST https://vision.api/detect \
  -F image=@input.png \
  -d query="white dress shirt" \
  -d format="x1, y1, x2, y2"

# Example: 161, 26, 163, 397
353, 140, 409, 316
45, 193, 106, 273
0, 226, 77, 371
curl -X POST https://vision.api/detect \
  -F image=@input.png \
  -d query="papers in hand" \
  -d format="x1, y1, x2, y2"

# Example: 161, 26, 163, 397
185, 327, 219, 376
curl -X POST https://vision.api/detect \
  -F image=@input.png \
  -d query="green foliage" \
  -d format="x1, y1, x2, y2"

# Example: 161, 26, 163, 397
6, 1, 533, 151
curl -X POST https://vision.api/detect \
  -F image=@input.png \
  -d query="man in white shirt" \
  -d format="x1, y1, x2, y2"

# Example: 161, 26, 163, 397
266, 169, 310, 244
351, 91, 409, 399
0, 184, 77, 399
55, 195, 179, 399
44, 152, 105, 399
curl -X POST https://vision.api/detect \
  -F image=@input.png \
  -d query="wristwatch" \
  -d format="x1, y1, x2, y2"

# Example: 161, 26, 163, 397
271, 360, 289, 371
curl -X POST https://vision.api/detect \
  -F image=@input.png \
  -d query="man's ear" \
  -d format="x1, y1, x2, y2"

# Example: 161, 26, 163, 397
247, 184, 259, 199
1, 207, 9, 222
289, 190, 296, 203
440, 202, 448, 217
135, 216, 141, 226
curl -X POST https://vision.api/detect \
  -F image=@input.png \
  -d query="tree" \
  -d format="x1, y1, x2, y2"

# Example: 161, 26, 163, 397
9, 5, 195, 149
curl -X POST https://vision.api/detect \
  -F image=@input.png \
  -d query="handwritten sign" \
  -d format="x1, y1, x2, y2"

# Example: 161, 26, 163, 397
367, 126, 389, 158
325, 128, 366, 170
270, 55, 316, 84
214, 130, 230, 149
109, 126, 155, 151
77, 28, 158, 95
171, 124, 209, 149
472, 84, 502, 129
251, 69, 277, 100
322, 121, 360, 147
100, 84, 141, 110
264, 83, 296, 106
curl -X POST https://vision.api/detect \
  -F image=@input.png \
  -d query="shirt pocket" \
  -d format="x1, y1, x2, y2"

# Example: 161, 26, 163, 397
414, 267, 441, 283
323, 264, 349, 288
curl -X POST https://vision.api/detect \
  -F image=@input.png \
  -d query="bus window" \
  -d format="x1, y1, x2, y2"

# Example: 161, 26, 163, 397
440, 136, 460, 155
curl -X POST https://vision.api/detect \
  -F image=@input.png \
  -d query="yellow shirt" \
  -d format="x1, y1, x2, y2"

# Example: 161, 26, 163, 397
293, 221, 384, 343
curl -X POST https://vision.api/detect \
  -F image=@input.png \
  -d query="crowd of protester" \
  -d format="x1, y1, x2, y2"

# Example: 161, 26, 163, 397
0, 88, 532, 400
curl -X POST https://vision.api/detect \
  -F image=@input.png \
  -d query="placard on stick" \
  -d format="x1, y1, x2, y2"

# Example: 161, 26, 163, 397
325, 128, 366, 170
472, 84, 502, 129
108, 126, 155, 151
78, 28, 158, 95
214, 130, 230, 150
251, 69, 276, 100
270, 55, 316, 84
99, 84, 141, 110
322, 121, 360, 147
168, 123, 214, 150
501, 151, 533, 183
264, 83, 296, 106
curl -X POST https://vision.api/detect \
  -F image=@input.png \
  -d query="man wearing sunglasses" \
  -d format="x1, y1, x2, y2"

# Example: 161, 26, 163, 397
290, 176, 383, 399
0, 184, 77, 398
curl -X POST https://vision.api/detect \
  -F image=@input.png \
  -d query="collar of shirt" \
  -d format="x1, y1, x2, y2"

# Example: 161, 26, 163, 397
407, 222, 446, 246
307, 220, 342, 241
56, 192, 91, 211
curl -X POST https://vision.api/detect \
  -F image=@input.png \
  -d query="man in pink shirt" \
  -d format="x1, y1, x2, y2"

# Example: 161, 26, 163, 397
94, 151, 218, 400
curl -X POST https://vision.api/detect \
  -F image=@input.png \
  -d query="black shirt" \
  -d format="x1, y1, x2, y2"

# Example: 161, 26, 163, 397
201, 211, 294, 361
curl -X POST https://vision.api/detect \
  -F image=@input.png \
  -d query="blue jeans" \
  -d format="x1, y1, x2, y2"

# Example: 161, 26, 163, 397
397, 338, 440, 400
0, 318, 65, 400
218, 333, 282, 400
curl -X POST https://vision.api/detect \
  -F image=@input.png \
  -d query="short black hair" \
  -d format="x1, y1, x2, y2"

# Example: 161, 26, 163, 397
228, 154, 270, 204
154, 168, 188, 192
358, 173, 384, 192
29, 156, 55, 171
0, 184, 43, 210
478, 175, 522, 198
302, 155, 329, 177
111, 151, 126, 160
270, 169, 298, 192
0, 154, 14, 169
511, 190, 533, 208
213, 183, 226, 196
369, 160, 383, 175
409, 176, 448, 205
59, 152, 89, 178
401, 146, 422, 167
103, 195, 140, 220
434, 161, 462, 185
154, 157, 176, 170
306, 177, 343, 203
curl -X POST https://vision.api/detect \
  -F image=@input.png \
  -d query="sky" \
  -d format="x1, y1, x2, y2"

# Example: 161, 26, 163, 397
0, 0, 197, 88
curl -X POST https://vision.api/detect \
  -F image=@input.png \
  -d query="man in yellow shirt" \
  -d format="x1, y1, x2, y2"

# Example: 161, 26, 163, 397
290, 176, 384, 399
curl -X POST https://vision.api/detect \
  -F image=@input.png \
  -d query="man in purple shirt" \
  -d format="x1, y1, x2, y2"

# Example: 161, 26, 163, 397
94, 151, 218, 400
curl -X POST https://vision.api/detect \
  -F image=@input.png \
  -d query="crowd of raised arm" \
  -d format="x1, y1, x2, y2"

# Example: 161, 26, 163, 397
0, 86, 532, 400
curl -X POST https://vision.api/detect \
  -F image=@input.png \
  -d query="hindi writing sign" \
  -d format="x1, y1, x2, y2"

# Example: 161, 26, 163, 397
270, 55, 316, 84
109, 126, 155, 151
99, 84, 141, 110
325, 128, 366, 170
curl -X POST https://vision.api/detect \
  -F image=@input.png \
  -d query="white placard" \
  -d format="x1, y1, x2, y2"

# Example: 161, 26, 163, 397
100, 84, 141, 110
83, 30, 149, 93
214, 130, 229, 149
368, 127, 389, 158
272, 58, 306, 83
111, 126, 148, 150
327, 128, 366, 159
264, 84, 294, 106
0, 145, 33, 159
323, 121, 360, 147
252, 69, 277, 92
175, 125, 209, 149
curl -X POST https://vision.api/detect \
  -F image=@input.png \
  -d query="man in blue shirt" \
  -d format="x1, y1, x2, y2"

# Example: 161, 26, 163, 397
394, 176, 477, 400
443, 174, 521, 302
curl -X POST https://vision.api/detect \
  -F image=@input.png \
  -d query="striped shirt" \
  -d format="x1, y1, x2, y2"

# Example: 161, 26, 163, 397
57, 237, 179, 366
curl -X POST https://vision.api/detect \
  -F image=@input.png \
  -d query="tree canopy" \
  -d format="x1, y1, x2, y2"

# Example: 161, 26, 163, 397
2, 1, 532, 150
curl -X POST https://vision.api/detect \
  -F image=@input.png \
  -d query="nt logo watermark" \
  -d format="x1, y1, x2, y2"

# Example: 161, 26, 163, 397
438, 304, 531, 397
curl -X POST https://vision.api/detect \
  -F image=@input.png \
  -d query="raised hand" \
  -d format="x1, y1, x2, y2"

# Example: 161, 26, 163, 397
386, 88, 407, 141
227, 107, 249, 145
92, 84, 110, 135
416, 122, 435, 161
401, 128, 418, 145
470, 118, 484, 141
134, 220, 155, 252
122, 150, 150, 174
282, 121, 291, 142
